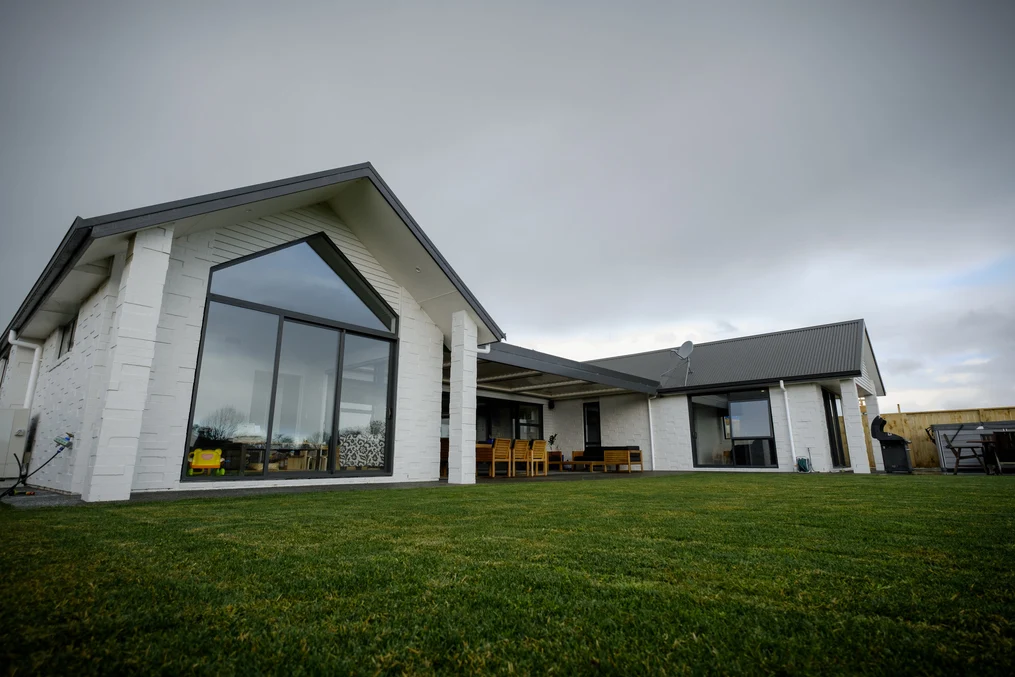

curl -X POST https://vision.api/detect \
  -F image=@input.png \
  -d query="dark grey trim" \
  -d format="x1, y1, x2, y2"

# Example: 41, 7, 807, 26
688, 388, 779, 469
485, 343, 658, 395
330, 331, 345, 473
362, 168, 505, 340
2, 162, 504, 355
180, 259, 400, 483
178, 469, 394, 482
262, 316, 286, 477
657, 370, 862, 396
84, 164, 374, 237
204, 231, 400, 338
207, 294, 397, 340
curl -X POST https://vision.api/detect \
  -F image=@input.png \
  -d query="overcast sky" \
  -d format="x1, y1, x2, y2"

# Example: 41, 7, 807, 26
1, 1, 1013, 412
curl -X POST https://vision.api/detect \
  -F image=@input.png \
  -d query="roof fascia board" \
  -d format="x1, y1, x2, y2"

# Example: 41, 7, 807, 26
87, 164, 373, 238
1, 222, 93, 355
3, 162, 506, 354
486, 344, 658, 394
362, 169, 505, 340
588, 318, 867, 365
657, 370, 863, 396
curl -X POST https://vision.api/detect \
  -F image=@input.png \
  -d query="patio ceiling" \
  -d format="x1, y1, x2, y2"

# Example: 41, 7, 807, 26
443, 343, 659, 401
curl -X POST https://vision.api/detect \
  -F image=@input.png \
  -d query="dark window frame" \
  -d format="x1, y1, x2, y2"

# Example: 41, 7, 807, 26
689, 388, 778, 468
58, 314, 77, 358
180, 233, 399, 482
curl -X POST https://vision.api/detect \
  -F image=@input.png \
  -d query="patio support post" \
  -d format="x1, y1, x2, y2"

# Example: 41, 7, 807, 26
81, 225, 174, 501
840, 378, 871, 474
865, 393, 884, 472
448, 310, 477, 484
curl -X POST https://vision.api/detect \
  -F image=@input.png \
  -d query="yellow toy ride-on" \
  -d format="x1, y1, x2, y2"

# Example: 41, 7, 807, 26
188, 448, 225, 476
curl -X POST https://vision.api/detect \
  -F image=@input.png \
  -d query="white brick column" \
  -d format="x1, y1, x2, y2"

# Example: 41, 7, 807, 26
447, 310, 477, 485
81, 226, 173, 501
866, 394, 884, 472
840, 379, 871, 475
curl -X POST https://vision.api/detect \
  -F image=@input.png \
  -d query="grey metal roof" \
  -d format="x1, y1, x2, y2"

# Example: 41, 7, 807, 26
586, 319, 869, 393
444, 342, 659, 400
1, 162, 505, 356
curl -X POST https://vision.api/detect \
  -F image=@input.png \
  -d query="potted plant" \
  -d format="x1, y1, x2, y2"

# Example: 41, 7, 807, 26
548, 433, 558, 451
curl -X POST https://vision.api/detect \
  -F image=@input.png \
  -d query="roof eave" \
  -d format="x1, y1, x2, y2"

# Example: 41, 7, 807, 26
1, 220, 93, 356
657, 370, 864, 396
485, 343, 659, 395
1, 163, 505, 356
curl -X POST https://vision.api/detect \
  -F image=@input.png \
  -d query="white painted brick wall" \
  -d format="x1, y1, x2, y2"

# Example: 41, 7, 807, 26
600, 393, 652, 467
23, 278, 113, 492
131, 204, 445, 493
82, 227, 174, 502
651, 395, 694, 470
447, 310, 477, 485
770, 383, 833, 472
543, 399, 584, 455
840, 378, 871, 473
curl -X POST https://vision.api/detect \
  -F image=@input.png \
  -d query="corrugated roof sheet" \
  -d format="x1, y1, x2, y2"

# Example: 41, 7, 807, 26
586, 319, 866, 392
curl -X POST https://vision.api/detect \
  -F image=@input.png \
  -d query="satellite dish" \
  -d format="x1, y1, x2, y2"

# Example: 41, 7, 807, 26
676, 340, 694, 359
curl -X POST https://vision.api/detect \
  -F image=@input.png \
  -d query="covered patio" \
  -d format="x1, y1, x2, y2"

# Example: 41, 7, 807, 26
440, 335, 658, 481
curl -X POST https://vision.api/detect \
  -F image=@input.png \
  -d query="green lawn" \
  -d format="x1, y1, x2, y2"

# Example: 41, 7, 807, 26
1, 474, 1013, 676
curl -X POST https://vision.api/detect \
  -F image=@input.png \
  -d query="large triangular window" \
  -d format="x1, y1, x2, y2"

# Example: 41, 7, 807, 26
210, 235, 396, 333
184, 233, 398, 482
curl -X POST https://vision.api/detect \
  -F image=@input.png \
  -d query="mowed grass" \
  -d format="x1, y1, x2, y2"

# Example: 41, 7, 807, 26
1, 474, 1013, 676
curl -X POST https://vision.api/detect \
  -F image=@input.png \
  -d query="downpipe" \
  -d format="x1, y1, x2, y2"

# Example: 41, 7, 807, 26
7, 330, 43, 412
780, 380, 810, 472
647, 394, 657, 471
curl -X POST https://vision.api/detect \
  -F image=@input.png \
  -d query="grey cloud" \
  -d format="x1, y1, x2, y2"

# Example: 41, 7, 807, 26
1, 0, 1013, 411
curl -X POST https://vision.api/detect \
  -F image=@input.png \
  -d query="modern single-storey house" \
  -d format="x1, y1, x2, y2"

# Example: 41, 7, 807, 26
0, 164, 887, 501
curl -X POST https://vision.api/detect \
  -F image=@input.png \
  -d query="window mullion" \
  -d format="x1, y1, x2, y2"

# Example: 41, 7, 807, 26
330, 331, 346, 473
262, 315, 285, 477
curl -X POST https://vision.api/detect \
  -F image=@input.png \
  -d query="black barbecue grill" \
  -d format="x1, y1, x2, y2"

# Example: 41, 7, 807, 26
871, 415, 912, 473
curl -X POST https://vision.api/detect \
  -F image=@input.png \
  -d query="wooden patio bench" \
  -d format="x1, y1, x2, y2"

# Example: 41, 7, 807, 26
603, 449, 644, 473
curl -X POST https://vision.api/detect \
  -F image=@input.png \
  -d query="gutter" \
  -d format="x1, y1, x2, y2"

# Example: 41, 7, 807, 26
8, 330, 43, 412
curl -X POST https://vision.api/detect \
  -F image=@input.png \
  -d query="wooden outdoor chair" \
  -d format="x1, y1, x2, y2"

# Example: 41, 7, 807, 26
490, 438, 512, 478
511, 439, 532, 477
604, 449, 637, 473
530, 440, 549, 476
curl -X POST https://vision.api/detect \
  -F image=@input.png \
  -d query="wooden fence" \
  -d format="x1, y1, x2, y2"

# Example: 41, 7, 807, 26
858, 406, 1015, 469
